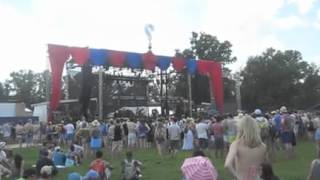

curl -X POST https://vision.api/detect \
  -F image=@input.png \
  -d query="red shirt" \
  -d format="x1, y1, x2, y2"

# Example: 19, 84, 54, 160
211, 122, 224, 138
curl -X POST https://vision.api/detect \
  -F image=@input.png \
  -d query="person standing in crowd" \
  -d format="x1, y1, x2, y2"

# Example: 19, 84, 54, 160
2, 123, 11, 143
279, 106, 295, 159
112, 120, 124, 158
108, 120, 115, 152
225, 115, 266, 180
154, 119, 167, 156
146, 120, 154, 149
182, 118, 194, 151
24, 119, 34, 148
15, 122, 24, 149
127, 119, 138, 150
137, 120, 150, 149
64, 122, 75, 146
223, 114, 237, 150
122, 119, 129, 149
100, 120, 109, 151
195, 116, 209, 151
211, 116, 224, 158
167, 118, 181, 158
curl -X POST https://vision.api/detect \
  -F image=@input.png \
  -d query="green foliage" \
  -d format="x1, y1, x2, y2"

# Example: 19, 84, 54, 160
1, 70, 50, 107
241, 48, 320, 110
175, 32, 237, 104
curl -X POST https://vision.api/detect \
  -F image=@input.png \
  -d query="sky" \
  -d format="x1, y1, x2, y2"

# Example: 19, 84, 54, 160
0, 0, 320, 81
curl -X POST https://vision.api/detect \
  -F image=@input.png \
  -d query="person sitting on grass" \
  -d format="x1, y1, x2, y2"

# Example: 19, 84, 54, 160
39, 165, 54, 180
12, 154, 24, 178
122, 151, 143, 180
89, 150, 113, 180
260, 163, 279, 180
52, 146, 66, 167
36, 150, 57, 177
17, 168, 37, 180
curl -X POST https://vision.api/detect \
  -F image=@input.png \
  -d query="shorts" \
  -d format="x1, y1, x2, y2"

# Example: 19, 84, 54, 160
128, 133, 137, 146
281, 132, 292, 144
170, 140, 180, 150
65, 133, 74, 141
199, 138, 208, 149
214, 136, 224, 149
112, 140, 123, 152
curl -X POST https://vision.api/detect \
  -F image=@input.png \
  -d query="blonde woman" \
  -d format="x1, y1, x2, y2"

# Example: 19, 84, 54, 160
225, 115, 267, 180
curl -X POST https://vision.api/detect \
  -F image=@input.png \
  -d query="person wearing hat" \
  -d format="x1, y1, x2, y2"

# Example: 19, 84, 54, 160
39, 165, 53, 180
279, 106, 295, 159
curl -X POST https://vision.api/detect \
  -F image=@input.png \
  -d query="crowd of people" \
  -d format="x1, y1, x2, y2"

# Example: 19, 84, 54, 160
0, 106, 320, 179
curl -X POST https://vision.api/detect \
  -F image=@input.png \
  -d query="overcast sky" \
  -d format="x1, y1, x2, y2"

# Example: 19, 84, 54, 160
0, 0, 319, 81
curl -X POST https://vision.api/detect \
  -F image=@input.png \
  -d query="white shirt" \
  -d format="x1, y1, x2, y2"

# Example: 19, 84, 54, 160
64, 123, 75, 134
168, 123, 181, 141
127, 121, 137, 134
196, 122, 209, 139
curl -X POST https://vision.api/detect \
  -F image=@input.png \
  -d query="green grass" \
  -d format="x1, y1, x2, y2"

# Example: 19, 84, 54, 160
12, 141, 316, 180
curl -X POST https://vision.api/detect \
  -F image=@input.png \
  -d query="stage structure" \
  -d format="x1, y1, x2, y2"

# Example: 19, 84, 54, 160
47, 44, 224, 121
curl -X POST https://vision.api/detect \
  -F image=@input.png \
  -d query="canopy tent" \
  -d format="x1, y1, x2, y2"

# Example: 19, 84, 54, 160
47, 44, 224, 116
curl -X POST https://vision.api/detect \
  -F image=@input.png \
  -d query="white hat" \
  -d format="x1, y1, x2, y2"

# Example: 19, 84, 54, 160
0, 142, 6, 149
91, 120, 100, 127
280, 106, 287, 113
54, 146, 61, 151
254, 109, 262, 115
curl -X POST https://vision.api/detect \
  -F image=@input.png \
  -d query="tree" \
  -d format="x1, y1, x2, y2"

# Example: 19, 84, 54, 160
6, 70, 38, 107
240, 48, 320, 110
177, 32, 237, 105
0, 83, 5, 101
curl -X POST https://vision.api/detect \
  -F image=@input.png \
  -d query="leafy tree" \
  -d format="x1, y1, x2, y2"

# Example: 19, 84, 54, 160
6, 70, 38, 108
177, 32, 237, 105
240, 48, 320, 110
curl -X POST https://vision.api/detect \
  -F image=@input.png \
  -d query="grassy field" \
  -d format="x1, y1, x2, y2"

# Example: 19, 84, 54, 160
12, 140, 316, 180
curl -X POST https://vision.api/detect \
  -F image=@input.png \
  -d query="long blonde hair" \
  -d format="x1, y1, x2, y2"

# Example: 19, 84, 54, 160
236, 115, 263, 148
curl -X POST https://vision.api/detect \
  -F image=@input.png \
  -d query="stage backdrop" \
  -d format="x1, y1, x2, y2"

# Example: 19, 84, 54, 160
47, 44, 224, 115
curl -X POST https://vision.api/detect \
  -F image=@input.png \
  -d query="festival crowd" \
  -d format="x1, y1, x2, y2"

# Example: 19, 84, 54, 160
0, 106, 320, 179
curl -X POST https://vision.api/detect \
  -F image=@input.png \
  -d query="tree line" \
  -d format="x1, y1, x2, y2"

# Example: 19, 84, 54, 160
0, 32, 319, 112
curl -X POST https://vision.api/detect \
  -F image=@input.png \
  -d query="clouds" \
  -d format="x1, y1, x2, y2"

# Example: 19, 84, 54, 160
314, 9, 320, 29
288, 0, 317, 14
0, 0, 319, 81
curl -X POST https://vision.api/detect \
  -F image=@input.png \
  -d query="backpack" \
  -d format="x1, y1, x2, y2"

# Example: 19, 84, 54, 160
256, 118, 269, 140
123, 159, 137, 180
114, 125, 122, 141
308, 121, 315, 131
91, 159, 106, 177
